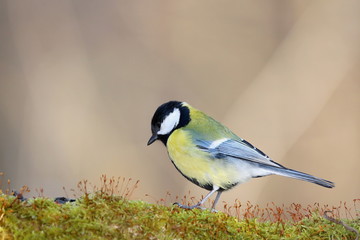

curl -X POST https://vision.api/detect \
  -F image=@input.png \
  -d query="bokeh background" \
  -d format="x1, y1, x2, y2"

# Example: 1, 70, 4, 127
1, 0, 359, 208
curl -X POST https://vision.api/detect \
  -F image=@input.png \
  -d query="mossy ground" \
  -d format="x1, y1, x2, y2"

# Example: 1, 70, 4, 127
0, 175, 359, 239
0, 194, 359, 240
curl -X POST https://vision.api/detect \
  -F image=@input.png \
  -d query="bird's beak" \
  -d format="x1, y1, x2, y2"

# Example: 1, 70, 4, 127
147, 134, 158, 145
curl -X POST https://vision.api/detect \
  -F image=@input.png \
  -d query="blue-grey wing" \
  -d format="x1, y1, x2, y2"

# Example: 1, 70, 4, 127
195, 138, 283, 168
195, 138, 335, 188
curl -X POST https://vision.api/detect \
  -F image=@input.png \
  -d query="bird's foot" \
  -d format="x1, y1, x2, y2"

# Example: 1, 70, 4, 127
173, 202, 217, 212
173, 202, 206, 210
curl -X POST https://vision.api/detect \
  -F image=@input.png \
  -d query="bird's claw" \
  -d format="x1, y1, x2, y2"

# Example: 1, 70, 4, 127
173, 202, 214, 211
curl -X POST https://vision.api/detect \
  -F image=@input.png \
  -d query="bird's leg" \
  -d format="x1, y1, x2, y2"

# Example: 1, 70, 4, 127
174, 187, 219, 210
211, 191, 223, 211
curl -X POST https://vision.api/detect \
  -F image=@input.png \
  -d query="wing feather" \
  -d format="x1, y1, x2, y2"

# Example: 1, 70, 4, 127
195, 138, 335, 188
196, 138, 282, 168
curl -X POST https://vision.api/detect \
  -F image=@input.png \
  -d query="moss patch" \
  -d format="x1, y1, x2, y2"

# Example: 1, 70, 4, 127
0, 193, 359, 240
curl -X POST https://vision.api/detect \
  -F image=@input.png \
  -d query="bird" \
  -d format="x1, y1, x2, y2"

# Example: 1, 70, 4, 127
147, 101, 334, 211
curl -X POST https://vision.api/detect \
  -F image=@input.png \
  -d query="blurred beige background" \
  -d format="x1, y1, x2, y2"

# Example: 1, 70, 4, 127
0, 0, 359, 207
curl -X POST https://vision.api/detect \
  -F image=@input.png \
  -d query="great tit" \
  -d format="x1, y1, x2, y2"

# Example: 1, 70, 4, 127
147, 101, 334, 210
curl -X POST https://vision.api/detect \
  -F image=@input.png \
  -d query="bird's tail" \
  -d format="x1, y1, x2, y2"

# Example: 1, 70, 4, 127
264, 165, 335, 188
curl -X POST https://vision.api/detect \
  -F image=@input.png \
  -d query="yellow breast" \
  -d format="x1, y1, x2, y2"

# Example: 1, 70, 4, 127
167, 129, 244, 189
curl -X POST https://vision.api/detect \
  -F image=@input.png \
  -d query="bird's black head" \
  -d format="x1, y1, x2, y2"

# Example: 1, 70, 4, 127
147, 101, 190, 146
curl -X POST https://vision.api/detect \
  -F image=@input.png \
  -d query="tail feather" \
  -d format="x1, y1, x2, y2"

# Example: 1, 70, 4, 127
264, 165, 335, 188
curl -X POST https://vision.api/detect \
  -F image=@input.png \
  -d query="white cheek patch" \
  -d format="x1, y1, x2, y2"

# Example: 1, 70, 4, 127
157, 108, 181, 135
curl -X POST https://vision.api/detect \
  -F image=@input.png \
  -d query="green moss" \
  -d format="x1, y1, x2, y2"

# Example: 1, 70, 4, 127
0, 193, 359, 240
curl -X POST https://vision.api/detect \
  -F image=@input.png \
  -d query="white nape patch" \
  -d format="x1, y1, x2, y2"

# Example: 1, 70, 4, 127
157, 108, 181, 135
209, 138, 228, 149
